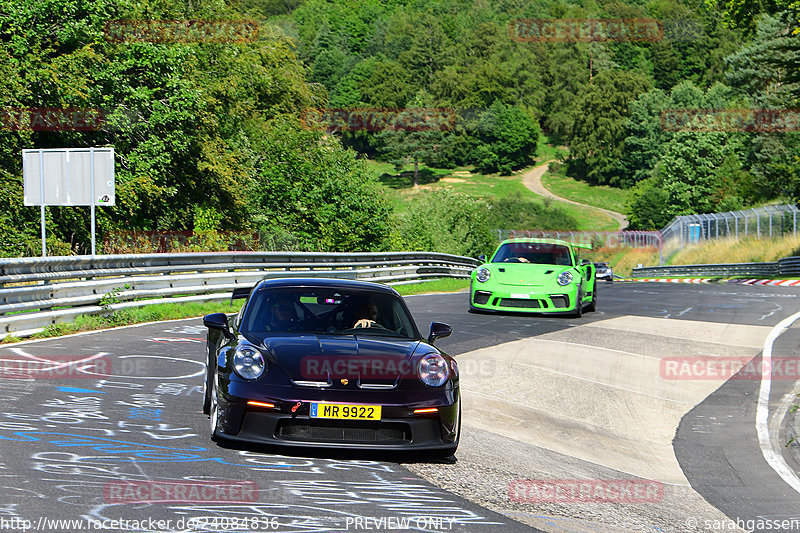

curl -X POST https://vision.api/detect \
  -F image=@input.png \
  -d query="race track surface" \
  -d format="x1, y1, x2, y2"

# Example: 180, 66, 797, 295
0, 282, 798, 532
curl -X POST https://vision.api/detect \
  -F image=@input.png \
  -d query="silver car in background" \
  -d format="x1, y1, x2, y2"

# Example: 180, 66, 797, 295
594, 262, 613, 281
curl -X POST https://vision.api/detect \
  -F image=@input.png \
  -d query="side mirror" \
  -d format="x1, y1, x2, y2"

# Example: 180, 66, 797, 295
478, 254, 487, 263
204, 313, 232, 339
580, 259, 591, 265
428, 322, 452, 345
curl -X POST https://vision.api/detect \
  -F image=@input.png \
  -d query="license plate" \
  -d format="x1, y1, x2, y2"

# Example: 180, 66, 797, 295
510, 293, 530, 299
309, 403, 381, 420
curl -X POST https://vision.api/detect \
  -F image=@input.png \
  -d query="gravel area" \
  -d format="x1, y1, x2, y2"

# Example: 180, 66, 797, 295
403, 425, 746, 532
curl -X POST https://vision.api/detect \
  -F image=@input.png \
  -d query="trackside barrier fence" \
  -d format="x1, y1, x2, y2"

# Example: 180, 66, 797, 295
0, 252, 480, 339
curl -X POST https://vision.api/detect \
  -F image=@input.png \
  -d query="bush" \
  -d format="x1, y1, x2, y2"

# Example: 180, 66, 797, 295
474, 101, 540, 175
249, 117, 394, 252
485, 193, 578, 231
392, 189, 495, 257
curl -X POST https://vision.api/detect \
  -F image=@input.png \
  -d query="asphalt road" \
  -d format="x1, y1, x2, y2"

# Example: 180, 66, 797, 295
0, 281, 798, 532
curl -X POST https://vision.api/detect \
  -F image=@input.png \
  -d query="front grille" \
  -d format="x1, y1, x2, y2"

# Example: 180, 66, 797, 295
276, 420, 410, 443
473, 291, 491, 305
550, 295, 569, 308
499, 298, 542, 309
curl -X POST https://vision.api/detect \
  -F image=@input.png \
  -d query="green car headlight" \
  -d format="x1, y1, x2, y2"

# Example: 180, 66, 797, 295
556, 271, 573, 286
475, 267, 491, 283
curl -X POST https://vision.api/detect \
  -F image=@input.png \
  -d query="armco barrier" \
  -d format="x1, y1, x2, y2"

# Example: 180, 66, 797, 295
632, 255, 800, 278
0, 252, 480, 339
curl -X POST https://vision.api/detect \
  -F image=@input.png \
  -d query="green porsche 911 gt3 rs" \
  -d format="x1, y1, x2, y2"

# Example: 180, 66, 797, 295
469, 238, 597, 317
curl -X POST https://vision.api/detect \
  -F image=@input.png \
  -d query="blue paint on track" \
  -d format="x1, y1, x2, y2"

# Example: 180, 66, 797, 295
57, 386, 105, 394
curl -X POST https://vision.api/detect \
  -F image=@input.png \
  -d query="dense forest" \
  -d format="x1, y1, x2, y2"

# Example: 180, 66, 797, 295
0, 0, 798, 257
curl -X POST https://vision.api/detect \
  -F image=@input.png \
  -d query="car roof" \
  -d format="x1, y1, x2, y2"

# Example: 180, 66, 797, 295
253, 277, 401, 296
499, 237, 574, 247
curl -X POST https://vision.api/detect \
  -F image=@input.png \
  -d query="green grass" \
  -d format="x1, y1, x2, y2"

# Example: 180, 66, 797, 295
535, 136, 568, 163
392, 278, 470, 295
541, 170, 631, 214
1, 300, 235, 343
541, 200, 620, 231
1, 279, 469, 342
365, 138, 618, 231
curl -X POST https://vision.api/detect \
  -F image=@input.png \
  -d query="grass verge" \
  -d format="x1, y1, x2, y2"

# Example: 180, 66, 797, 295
392, 278, 470, 295
668, 235, 800, 265
541, 169, 631, 214
1, 279, 471, 343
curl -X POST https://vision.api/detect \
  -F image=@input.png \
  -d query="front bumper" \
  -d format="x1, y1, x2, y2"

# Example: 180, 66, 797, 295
470, 283, 579, 313
214, 380, 460, 451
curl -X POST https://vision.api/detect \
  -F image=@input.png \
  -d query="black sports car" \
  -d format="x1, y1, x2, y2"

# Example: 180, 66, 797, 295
202, 278, 460, 455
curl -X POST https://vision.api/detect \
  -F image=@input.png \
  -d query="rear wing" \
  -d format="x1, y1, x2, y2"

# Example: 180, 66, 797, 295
571, 243, 593, 250
230, 286, 253, 306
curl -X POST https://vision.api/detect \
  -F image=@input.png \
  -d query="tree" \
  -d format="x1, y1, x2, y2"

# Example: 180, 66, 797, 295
378, 130, 446, 187
248, 117, 393, 252
566, 70, 651, 185
473, 101, 540, 175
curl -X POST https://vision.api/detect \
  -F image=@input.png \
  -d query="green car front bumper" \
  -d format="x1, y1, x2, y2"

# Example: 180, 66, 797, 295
469, 281, 580, 313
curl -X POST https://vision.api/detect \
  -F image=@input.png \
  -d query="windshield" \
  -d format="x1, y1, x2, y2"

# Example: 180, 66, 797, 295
491, 242, 573, 266
241, 287, 420, 339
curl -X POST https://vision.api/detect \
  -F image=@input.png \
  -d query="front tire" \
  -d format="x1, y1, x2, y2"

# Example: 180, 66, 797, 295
433, 405, 461, 458
209, 374, 222, 442
586, 287, 597, 312
203, 354, 213, 415
571, 289, 583, 318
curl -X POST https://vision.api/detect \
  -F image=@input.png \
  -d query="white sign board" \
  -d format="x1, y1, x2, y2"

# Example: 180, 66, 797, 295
23, 148, 115, 206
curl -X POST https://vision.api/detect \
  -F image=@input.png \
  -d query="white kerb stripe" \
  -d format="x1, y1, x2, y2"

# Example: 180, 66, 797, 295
757, 309, 800, 493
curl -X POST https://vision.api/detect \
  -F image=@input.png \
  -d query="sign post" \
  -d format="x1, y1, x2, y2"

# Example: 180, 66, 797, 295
23, 147, 115, 256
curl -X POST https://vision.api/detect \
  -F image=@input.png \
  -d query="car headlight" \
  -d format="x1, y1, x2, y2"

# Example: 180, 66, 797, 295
557, 271, 574, 286
233, 344, 266, 380
418, 353, 449, 387
475, 267, 491, 283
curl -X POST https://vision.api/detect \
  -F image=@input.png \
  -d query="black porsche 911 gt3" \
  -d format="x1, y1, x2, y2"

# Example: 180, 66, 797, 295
202, 278, 460, 456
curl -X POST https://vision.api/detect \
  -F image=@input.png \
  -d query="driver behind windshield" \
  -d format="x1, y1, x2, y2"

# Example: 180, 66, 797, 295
267, 294, 297, 331
353, 297, 382, 329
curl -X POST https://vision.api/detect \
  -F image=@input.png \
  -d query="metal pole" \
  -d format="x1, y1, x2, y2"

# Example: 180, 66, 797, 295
39, 150, 46, 257
769, 212, 773, 237
90, 148, 96, 255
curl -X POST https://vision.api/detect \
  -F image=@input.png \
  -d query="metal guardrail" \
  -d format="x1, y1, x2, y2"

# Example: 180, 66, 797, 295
631, 256, 800, 278
0, 252, 480, 339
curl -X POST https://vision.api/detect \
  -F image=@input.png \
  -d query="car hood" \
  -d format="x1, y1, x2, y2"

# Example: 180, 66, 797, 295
252, 334, 423, 384
488, 263, 572, 286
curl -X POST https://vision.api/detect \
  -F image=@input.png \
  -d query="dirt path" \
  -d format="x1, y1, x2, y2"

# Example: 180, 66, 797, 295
522, 161, 629, 230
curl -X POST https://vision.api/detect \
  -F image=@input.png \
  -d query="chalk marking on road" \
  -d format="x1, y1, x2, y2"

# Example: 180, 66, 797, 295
757, 310, 800, 494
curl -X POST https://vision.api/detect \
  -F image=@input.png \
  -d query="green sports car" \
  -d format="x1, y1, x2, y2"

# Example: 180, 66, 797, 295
469, 238, 597, 317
